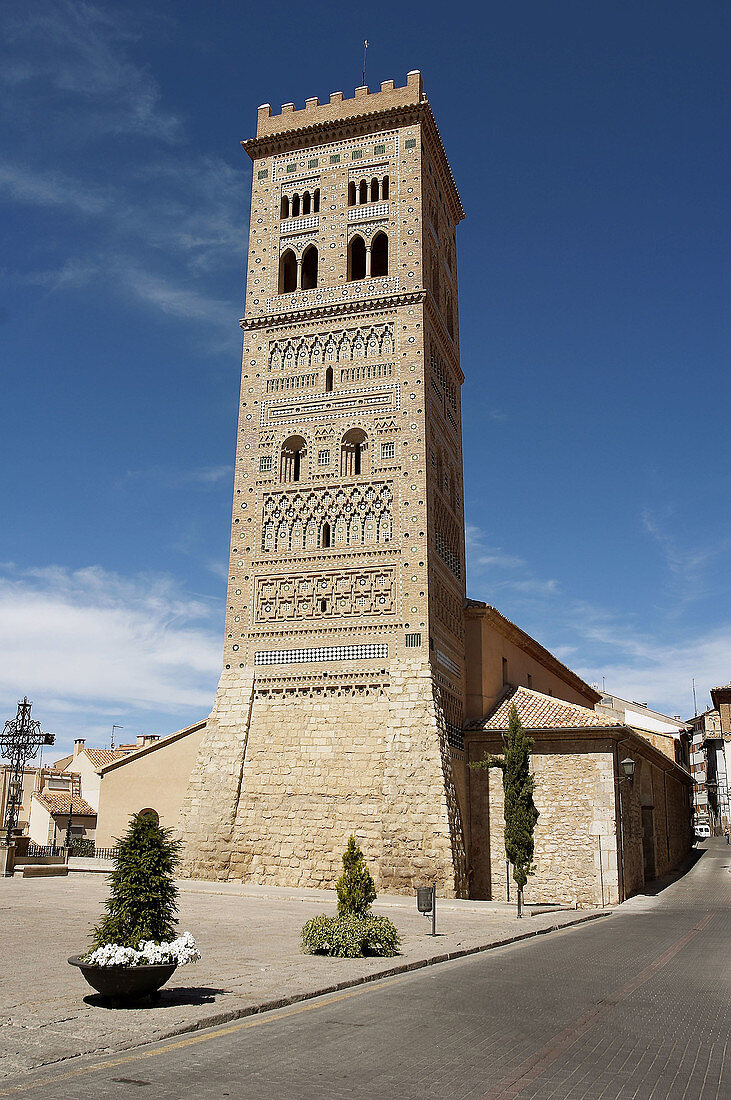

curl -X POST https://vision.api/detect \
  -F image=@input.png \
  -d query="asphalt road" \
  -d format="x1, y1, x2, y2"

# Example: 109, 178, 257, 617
4, 841, 729, 1100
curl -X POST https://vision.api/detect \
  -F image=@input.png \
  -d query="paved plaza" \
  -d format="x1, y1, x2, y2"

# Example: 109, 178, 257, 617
0, 870, 604, 1082
1, 841, 726, 1099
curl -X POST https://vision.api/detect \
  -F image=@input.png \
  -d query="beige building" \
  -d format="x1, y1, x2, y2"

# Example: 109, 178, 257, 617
95, 73, 692, 904
27, 770, 96, 847
95, 723, 206, 847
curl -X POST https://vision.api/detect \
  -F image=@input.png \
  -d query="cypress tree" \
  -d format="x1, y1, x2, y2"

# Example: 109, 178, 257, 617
91, 812, 182, 949
336, 835, 377, 916
470, 702, 539, 917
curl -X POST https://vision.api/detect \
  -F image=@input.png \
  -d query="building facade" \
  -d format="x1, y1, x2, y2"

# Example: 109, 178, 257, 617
179, 72, 471, 893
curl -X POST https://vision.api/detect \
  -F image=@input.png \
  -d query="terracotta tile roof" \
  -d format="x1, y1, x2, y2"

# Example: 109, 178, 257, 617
34, 791, 96, 816
83, 748, 135, 770
470, 686, 623, 732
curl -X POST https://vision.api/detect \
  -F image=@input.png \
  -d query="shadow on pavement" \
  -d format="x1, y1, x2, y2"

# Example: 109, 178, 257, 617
631, 847, 705, 899
83, 986, 231, 1010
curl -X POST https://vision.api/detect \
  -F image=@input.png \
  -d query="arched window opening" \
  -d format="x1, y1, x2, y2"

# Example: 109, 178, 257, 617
382, 176, 389, 200
371, 233, 388, 278
278, 249, 297, 294
281, 435, 306, 483
291, 193, 300, 218
358, 179, 368, 205
313, 188, 320, 213
321, 523, 331, 549
302, 191, 311, 215
325, 366, 333, 392
348, 236, 366, 281
370, 177, 379, 202
301, 245, 318, 290
348, 182, 356, 207
341, 428, 368, 477
139, 808, 159, 826
280, 195, 290, 220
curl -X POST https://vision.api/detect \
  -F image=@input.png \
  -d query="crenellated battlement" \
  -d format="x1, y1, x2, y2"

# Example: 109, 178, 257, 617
255, 70, 424, 139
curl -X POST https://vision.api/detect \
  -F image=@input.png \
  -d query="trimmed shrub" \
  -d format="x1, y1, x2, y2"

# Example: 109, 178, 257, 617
301, 913, 401, 958
336, 835, 376, 916
91, 812, 182, 950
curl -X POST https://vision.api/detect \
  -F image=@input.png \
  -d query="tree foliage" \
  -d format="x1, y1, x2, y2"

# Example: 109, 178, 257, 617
470, 702, 539, 894
336, 835, 377, 916
91, 813, 182, 950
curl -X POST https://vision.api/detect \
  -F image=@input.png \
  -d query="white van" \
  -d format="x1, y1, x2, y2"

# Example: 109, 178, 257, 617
694, 823, 711, 839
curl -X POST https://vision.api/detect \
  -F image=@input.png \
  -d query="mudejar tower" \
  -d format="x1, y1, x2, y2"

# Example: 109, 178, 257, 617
179, 72, 469, 895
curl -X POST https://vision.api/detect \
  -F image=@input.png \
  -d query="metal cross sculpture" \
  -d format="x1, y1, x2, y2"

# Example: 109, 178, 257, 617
1, 698, 54, 847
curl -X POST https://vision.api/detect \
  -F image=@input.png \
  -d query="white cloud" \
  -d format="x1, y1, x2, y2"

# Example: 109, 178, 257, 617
0, 163, 111, 214
0, 1, 183, 143
0, 564, 222, 755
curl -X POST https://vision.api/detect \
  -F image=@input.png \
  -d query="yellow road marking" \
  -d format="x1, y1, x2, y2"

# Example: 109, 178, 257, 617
0, 973, 410, 1095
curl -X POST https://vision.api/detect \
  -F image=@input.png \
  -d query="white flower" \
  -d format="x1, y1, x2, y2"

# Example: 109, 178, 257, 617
86, 932, 200, 967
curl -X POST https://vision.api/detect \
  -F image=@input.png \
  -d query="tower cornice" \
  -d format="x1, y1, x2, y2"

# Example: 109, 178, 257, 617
239, 290, 426, 331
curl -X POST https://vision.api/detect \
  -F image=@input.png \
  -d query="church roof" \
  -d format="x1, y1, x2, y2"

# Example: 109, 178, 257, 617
469, 686, 623, 732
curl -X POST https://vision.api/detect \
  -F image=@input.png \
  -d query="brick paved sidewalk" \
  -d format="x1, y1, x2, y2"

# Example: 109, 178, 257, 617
0, 874, 606, 1079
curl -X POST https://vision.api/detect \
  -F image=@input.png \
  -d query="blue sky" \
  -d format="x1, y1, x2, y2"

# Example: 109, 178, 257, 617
1, 0, 728, 755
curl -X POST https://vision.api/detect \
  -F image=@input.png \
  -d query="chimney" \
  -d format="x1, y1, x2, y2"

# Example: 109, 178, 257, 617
137, 734, 160, 747
73, 738, 85, 758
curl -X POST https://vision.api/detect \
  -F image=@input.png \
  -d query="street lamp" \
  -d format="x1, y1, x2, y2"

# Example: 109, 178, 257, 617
1, 698, 54, 848
65, 799, 74, 851
620, 757, 636, 784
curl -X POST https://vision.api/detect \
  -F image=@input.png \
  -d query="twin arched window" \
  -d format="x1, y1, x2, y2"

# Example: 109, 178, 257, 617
280, 189, 320, 220
278, 245, 318, 294
279, 430, 369, 484
348, 177, 389, 206
347, 233, 388, 281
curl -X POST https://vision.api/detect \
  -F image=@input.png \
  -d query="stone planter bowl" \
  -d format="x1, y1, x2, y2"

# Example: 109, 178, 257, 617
69, 956, 177, 1002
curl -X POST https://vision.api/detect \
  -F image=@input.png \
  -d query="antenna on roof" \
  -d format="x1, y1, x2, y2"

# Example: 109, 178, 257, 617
692, 678, 698, 718
111, 724, 124, 750
362, 39, 369, 87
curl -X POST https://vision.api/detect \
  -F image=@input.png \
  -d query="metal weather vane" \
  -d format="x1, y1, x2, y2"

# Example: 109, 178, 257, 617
1, 698, 54, 846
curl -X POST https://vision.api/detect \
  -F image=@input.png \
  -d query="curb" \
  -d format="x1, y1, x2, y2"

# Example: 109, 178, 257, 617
132, 909, 612, 1046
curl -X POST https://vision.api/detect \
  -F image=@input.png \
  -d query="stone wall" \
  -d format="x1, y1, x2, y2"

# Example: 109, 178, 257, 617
179, 661, 467, 896
473, 741, 617, 908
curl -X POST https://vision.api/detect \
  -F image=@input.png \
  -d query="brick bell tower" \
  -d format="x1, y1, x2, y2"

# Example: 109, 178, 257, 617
179, 72, 469, 896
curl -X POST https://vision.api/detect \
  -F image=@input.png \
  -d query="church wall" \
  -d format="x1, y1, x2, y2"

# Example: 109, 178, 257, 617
464, 611, 597, 723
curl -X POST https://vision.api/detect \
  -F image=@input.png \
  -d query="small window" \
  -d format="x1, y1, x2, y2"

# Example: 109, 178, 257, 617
257, 169, 268, 179
374, 144, 385, 155
371, 232, 388, 278
330, 154, 340, 164
502, 657, 508, 686
527, 674, 533, 689
301, 245, 318, 290
259, 456, 272, 472
405, 138, 416, 149
308, 158, 318, 169
325, 366, 333, 392
286, 163, 297, 173
321, 523, 331, 549
405, 633, 421, 648
348, 236, 366, 281
320, 598, 328, 612
348, 181, 356, 207
139, 808, 159, 826
381, 442, 395, 460
352, 149, 363, 160
318, 449, 330, 466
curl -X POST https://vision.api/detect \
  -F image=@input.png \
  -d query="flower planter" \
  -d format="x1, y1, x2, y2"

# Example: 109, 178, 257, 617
68, 956, 177, 1002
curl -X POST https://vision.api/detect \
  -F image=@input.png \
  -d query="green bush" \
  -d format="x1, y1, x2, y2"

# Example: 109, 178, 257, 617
69, 838, 95, 857
90, 812, 182, 950
301, 913, 401, 958
336, 835, 376, 916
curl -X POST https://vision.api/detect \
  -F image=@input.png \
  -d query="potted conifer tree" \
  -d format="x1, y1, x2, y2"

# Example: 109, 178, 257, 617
69, 812, 200, 1002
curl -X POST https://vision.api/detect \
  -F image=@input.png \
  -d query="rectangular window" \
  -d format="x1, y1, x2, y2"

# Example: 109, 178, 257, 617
329, 154, 340, 164
318, 449, 330, 466
381, 442, 395, 460
374, 144, 386, 155
405, 138, 417, 149
286, 163, 297, 173
307, 158, 318, 169
405, 633, 421, 648
502, 657, 508, 686
259, 456, 272, 472
527, 673, 533, 689
257, 169, 268, 179
351, 149, 363, 159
